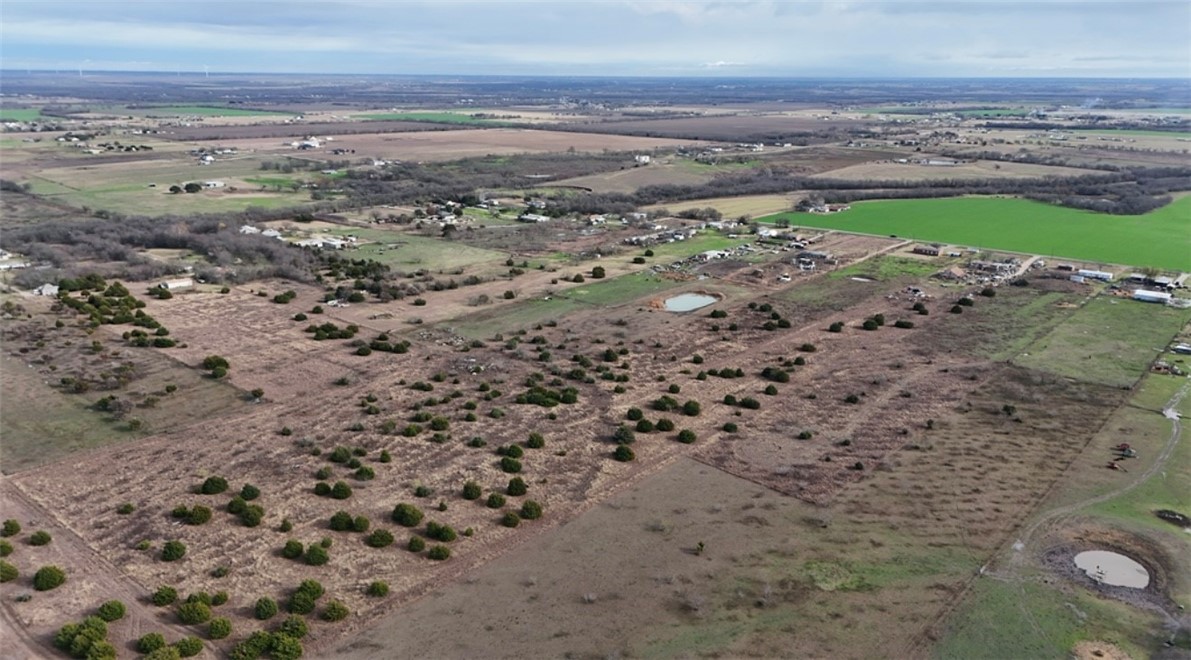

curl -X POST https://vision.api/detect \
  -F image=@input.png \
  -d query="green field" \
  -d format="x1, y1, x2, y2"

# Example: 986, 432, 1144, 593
760, 197, 1191, 271
325, 229, 507, 272
648, 233, 750, 259
139, 105, 291, 117
0, 108, 42, 122
359, 111, 501, 125
1013, 295, 1191, 388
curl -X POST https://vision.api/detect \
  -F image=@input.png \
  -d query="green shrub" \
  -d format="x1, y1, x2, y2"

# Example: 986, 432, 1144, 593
174, 636, 203, 657
322, 600, 350, 622
1, 519, 20, 537
288, 591, 316, 615
208, 617, 232, 640
29, 530, 51, 546
277, 614, 309, 639
519, 500, 543, 520
408, 536, 426, 552
254, 597, 279, 620
427, 545, 451, 561
33, 565, 66, 590
0, 539, 12, 557
151, 585, 178, 606
366, 581, 390, 597
0, 560, 17, 583
230, 631, 273, 660
227, 497, 247, 515
96, 600, 126, 622
329, 510, 354, 531
161, 540, 187, 562
499, 457, 522, 473
462, 481, 482, 500
185, 506, 212, 525
138, 632, 167, 654
269, 634, 303, 660
723, 422, 738, 432
501, 512, 521, 528
506, 477, 528, 496
425, 521, 457, 542
682, 400, 701, 416
391, 503, 424, 527
828, 321, 844, 333
330, 481, 353, 499
199, 476, 228, 495
613, 445, 635, 462
950, 304, 964, 314
240, 484, 261, 501
958, 296, 975, 306
677, 429, 697, 444
486, 493, 506, 508
626, 407, 644, 421
176, 601, 212, 625
365, 529, 395, 548
282, 539, 303, 559
525, 432, 545, 449
304, 544, 329, 566
894, 319, 914, 329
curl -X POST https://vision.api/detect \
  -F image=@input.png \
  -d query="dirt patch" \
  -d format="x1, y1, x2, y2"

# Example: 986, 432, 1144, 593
1040, 521, 1180, 614
1072, 640, 1134, 660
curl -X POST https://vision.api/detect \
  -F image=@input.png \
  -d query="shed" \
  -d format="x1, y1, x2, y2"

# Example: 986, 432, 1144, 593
1133, 289, 1172, 304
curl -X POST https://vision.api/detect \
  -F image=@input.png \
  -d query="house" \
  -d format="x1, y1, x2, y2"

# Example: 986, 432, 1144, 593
239, 225, 262, 234
971, 260, 1016, 275
935, 266, 968, 281
158, 278, 195, 291
34, 283, 60, 296
912, 244, 941, 257
1133, 289, 1172, 304
634, 155, 651, 165
261, 229, 283, 239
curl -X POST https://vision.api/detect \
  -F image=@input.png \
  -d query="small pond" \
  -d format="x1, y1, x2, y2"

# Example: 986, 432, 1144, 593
1073, 550, 1150, 588
664, 293, 719, 312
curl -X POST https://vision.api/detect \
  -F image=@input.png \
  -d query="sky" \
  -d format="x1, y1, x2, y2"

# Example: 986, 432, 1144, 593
1, 0, 1189, 78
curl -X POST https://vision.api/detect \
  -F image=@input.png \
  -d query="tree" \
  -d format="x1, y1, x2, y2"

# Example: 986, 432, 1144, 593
183, 182, 202, 194
34, 565, 66, 590
0, 540, 11, 557
161, 540, 187, 562
200, 355, 229, 374
96, 600, 126, 622
169, 185, 183, 194
526, 432, 545, 449
330, 481, 353, 500
255, 597, 279, 620
288, 591, 317, 615
391, 503, 424, 527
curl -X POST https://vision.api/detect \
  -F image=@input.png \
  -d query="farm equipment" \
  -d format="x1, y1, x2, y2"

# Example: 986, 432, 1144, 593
1113, 443, 1131, 452
1116, 448, 1138, 459
1105, 461, 1128, 472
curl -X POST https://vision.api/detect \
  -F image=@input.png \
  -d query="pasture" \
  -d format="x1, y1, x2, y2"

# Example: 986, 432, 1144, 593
359, 111, 499, 125
134, 105, 293, 117
0, 108, 42, 121
760, 196, 1191, 271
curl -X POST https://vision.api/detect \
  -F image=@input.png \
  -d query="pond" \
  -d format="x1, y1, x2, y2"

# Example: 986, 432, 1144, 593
1073, 550, 1150, 588
664, 293, 719, 312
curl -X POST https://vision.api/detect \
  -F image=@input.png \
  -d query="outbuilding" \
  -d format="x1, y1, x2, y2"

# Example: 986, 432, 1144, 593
1133, 289, 1172, 304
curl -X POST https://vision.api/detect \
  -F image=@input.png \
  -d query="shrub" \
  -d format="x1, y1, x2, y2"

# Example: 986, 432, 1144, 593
186, 506, 212, 525
212, 591, 228, 605
96, 600, 126, 622
677, 429, 697, 444
296, 579, 324, 600
365, 529, 395, 548
828, 321, 844, 333
526, 432, 545, 449
159, 540, 186, 562
329, 510, 353, 531
278, 614, 308, 639
613, 445, 635, 461
304, 544, 330, 566
240, 484, 261, 501
255, 597, 279, 620
655, 418, 675, 432
506, 477, 528, 496
723, 422, 738, 432
462, 481, 482, 500
322, 600, 350, 622
288, 591, 317, 615
950, 305, 964, 314
862, 319, 879, 331
500, 457, 523, 473
282, 539, 303, 559
740, 397, 761, 409
175, 636, 203, 658
635, 419, 655, 433
626, 407, 644, 421
366, 581, 390, 597
486, 493, 506, 508
845, 394, 861, 404
501, 511, 521, 527
352, 516, 370, 532
152, 585, 178, 606
230, 631, 273, 660
199, 476, 228, 495
413, 484, 433, 498
391, 503, 424, 527
520, 500, 543, 520
176, 601, 212, 625
29, 530, 51, 546
2, 519, 21, 537
427, 545, 451, 561
682, 400, 701, 416
426, 521, 457, 542
0, 540, 10, 557
0, 560, 17, 583
408, 536, 426, 552
208, 617, 232, 640
227, 497, 247, 515
894, 319, 915, 329
330, 481, 353, 500
138, 632, 168, 654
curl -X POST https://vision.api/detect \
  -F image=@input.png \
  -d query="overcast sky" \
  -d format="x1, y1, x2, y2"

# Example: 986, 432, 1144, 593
2, 0, 1188, 78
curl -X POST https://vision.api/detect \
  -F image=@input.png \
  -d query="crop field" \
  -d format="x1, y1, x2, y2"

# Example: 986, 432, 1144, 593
133, 105, 293, 117
761, 196, 1191, 271
324, 229, 509, 273
645, 193, 798, 218
813, 159, 1097, 181
550, 162, 715, 193
0, 108, 43, 121
359, 112, 501, 125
